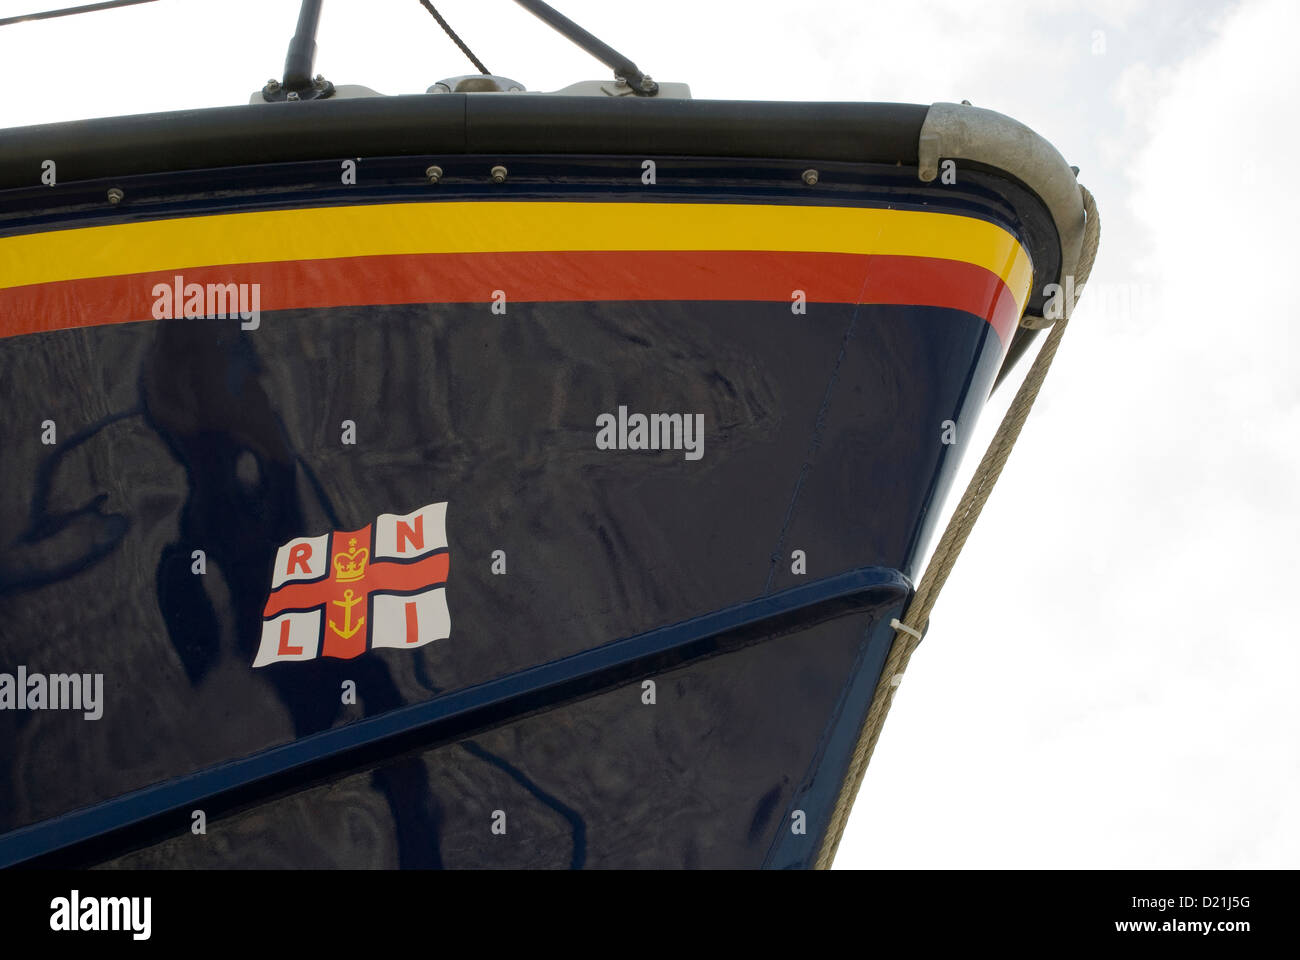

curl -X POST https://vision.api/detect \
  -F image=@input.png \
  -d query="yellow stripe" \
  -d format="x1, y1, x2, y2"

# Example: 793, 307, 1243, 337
0, 201, 1033, 310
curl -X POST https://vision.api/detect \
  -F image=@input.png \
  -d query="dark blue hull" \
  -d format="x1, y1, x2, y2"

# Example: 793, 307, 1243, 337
0, 122, 1059, 867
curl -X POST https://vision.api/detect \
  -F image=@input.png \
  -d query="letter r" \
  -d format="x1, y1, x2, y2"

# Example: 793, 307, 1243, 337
287, 542, 313, 575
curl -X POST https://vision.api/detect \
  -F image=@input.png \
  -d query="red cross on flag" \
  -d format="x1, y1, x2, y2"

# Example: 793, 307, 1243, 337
254, 502, 451, 667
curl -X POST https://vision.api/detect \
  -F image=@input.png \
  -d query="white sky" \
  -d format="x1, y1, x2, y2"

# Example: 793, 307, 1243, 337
1, 0, 1297, 869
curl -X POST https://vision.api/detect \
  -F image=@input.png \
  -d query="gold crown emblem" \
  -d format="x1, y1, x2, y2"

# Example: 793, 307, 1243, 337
333, 537, 369, 583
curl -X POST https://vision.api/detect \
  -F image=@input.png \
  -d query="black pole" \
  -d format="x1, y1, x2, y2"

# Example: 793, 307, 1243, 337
0, 0, 158, 28
262, 0, 333, 101
282, 0, 324, 92
511, 0, 657, 95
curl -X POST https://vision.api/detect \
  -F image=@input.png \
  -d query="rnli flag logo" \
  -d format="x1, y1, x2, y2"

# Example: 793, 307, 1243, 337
253, 502, 451, 667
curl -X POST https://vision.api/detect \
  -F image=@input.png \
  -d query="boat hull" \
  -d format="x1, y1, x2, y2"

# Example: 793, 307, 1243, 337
0, 156, 1034, 867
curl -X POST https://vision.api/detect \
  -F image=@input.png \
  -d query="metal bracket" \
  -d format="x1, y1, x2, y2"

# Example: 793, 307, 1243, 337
261, 74, 335, 102
427, 74, 526, 94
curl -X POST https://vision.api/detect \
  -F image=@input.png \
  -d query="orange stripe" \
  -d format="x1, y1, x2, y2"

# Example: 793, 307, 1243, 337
0, 249, 1022, 345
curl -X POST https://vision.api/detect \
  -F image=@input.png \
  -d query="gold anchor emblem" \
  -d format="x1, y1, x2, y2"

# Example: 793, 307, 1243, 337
329, 588, 365, 640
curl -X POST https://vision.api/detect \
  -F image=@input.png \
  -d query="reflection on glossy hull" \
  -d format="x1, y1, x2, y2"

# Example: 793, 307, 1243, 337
0, 156, 1039, 867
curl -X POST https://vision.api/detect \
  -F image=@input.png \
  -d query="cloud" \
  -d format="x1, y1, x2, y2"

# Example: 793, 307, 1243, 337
837, 0, 1299, 868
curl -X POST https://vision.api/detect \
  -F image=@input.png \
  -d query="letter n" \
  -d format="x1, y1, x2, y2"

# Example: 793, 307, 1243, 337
397, 516, 424, 553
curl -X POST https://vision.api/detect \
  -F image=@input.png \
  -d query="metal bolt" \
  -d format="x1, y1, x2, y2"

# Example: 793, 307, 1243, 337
106, 187, 124, 205
615, 76, 628, 86
286, 91, 300, 101
314, 74, 325, 86
640, 76, 655, 91
490, 165, 508, 184
266, 79, 281, 91
801, 169, 819, 186
425, 165, 444, 184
